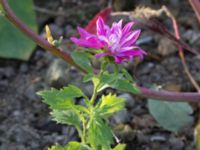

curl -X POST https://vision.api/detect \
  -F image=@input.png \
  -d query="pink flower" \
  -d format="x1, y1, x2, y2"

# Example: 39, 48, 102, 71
71, 17, 146, 64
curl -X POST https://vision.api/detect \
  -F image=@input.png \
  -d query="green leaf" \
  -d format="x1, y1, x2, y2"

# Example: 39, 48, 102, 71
87, 118, 113, 150
51, 109, 81, 129
72, 51, 93, 73
112, 79, 139, 94
38, 85, 84, 110
100, 72, 140, 94
98, 93, 126, 117
83, 73, 94, 82
148, 99, 193, 132
112, 144, 126, 150
121, 68, 133, 82
0, 0, 37, 60
67, 142, 91, 150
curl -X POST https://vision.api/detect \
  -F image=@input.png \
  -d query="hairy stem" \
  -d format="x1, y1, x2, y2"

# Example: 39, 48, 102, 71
1, 0, 200, 102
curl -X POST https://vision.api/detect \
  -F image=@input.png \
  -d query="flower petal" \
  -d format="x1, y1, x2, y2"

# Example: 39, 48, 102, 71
122, 22, 134, 35
96, 17, 107, 36
71, 37, 104, 49
77, 27, 92, 38
120, 29, 141, 47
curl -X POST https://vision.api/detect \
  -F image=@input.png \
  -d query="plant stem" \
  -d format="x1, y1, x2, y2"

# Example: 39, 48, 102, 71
189, 0, 200, 24
82, 119, 87, 144
1, 0, 200, 102
90, 83, 98, 105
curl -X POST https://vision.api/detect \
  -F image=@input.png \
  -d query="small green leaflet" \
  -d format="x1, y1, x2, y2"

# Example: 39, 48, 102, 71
37, 85, 84, 110
98, 93, 126, 117
51, 109, 81, 129
148, 99, 194, 132
87, 118, 113, 150
72, 51, 93, 73
67, 142, 91, 150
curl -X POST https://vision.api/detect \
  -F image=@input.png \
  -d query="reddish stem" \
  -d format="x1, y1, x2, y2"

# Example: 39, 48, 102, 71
170, 10, 200, 92
1, 0, 200, 102
0, 0, 85, 73
189, 0, 200, 23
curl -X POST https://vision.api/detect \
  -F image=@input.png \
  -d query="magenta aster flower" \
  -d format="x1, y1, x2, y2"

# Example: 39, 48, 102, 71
71, 17, 146, 64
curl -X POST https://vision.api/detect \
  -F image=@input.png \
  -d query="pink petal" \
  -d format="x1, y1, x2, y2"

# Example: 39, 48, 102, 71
77, 27, 92, 38
120, 29, 141, 47
116, 49, 146, 58
111, 20, 123, 34
96, 17, 107, 36
114, 56, 123, 64
70, 37, 103, 49
122, 22, 134, 35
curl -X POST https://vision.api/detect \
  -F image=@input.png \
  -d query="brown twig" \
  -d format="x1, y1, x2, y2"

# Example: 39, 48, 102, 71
163, 6, 200, 92
0, 0, 200, 101
189, 0, 200, 23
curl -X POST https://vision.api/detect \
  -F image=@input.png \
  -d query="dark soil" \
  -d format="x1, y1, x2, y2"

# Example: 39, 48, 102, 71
0, 0, 200, 150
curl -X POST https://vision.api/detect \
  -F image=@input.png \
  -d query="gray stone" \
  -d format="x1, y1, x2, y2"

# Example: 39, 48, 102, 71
169, 137, 184, 150
46, 59, 70, 88
19, 63, 29, 73
150, 135, 166, 142
112, 110, 130, 124
119, 93, 135, 109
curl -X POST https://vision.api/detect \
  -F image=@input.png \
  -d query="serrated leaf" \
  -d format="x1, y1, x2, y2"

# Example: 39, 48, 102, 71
87, 118, 113, 150
67, 142, 91, 150
148, 99, 193, 132
72, 51, 93, 73
98, 93, 126, 117
112, 144, 126, 150
38, 85, 84, 110
0, 0, 37, 60
51, 109, 81, 129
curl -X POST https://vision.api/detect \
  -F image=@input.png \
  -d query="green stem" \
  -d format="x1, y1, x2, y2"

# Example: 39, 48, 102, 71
90, 84, 98, 105
82, 119, 87, 144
